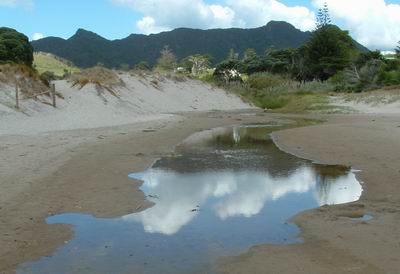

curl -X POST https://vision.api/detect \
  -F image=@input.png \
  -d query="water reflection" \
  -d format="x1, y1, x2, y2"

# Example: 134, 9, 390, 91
127, 166, 361, 236
18, 124, 363, 274
126, 125, 361, 235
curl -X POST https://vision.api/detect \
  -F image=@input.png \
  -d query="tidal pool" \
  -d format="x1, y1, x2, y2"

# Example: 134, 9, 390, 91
18, 124, 363, 274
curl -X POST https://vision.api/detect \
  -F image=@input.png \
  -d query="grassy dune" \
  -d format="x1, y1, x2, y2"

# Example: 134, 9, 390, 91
33, 52, 80, 77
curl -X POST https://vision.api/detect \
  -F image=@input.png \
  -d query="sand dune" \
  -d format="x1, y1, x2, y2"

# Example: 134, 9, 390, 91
0, 73, 252, 135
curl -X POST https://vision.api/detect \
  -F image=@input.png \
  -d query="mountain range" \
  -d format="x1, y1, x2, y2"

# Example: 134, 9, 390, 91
31, 21, 368, 68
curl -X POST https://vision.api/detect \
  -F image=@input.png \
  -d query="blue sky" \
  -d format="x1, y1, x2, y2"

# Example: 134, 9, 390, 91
0, 0, 399, 50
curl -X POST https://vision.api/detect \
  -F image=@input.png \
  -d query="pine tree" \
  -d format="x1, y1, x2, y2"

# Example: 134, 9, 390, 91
316, 2, 331, 29
396, 41, 400, 56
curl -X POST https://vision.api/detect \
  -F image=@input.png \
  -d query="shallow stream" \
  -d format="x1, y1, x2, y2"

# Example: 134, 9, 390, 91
18, 124, 363, 274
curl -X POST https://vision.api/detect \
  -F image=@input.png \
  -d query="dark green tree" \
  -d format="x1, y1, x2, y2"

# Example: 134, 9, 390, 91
0, 27, 33, 66
243, 48, 257, 61
396, 41, 400, 57
240, 49, 267, 74
304, 19, 355, 80
265, 48, 297, 74
354, 51, 384, 68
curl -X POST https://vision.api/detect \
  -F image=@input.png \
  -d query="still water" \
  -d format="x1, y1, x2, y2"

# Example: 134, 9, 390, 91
18, 124, 363, 274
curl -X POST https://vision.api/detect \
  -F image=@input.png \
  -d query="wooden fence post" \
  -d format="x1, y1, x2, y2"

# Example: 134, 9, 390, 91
51, 83, 56, 108
15, 80, 19, 110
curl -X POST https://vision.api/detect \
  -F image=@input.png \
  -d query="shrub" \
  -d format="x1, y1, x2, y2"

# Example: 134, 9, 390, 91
70, 66, 124, 96
0, 63, 49, 95
0, 27, 33, 66
258, 94, 290, 109
213, 60, 242, 82
135, 61, 151, 71
247, 73, 288, 90
39, 71, 58, 87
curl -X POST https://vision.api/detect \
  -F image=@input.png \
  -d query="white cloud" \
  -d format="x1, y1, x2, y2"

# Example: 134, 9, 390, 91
312, 0, 400, 50
32, 32, 44, 41
112, 0, 315, 33
112, 0, 400, 50
114, 0, 237, 33
0, 0, 33, 8
137, 16, 169, 34
225, 0, 315, 31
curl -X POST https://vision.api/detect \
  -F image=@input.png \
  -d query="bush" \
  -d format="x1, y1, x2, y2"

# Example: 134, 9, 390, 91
0, 63, 49, 95
0, 27, 33, 66
40, 71, 58, 87
70, 66, 124, 95
247, 73, 288, 90
377, 70, 400, 86
213, 60, 242, 82
135, 61, 151, 71
330, 57, 400, 92
258, 94, 290, 109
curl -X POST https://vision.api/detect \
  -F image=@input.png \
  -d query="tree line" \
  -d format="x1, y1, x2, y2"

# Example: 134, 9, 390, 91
1, 3, 399, 93
149, 4, 400, 93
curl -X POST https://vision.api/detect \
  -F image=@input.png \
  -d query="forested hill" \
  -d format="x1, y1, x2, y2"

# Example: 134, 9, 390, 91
31, 21, 367, 68
31, 21, 311, 68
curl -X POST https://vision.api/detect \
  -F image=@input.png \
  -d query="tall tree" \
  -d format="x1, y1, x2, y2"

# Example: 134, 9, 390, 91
396, 41, 400, 57
302, 3, 355, 81
188, 54, 211, 76
304, 25, 355, 80
156, 45, 176, 71
244, 48, 257, 61
316, 2, 331, 29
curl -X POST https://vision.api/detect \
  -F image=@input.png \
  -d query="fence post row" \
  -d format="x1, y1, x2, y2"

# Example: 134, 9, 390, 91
51, 83, 56, 108
15, 80, 19, 110
14, 81, 57, 109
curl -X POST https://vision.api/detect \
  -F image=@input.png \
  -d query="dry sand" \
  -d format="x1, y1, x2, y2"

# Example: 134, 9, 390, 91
1, 78, 400, 273
0, 73, 251, 135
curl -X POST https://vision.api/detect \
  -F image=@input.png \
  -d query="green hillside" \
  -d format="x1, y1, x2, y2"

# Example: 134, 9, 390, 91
31, 21, 314, 68
33, 52, 80, 77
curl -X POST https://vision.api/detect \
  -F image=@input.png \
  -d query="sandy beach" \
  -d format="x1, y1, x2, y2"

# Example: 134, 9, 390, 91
1, 75, 400, 273
219, 113, 400, 274
1, 110, 400, 273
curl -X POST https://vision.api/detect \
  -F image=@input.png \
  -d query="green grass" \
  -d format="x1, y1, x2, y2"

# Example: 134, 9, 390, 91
33, 52, 80, 77
202, 72, 353, 114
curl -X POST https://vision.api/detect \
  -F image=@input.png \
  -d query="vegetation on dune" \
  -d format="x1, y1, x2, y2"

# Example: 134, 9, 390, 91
218, 73, 338, 112
0, 27, 33, 66
69, 66, 124, 96
2, 3, 399, 113
0, 28, 51, 95
0, 63, 50, 95
175, 3, 399, 113
134, 61, 151, 71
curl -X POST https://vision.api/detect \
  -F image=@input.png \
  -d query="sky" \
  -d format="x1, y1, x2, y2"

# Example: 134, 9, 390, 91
0, 0, 399, 51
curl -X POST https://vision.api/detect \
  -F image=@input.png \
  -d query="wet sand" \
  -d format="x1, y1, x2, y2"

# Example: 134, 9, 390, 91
1, 111, 400, 273
0, 110, 277, 273
219, 114, 400, 274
